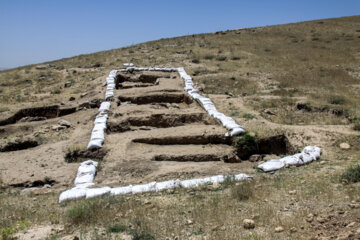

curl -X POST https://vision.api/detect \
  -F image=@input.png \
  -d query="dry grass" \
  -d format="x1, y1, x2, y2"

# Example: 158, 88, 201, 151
0, 167, 359, 239
1, 15, 360, 239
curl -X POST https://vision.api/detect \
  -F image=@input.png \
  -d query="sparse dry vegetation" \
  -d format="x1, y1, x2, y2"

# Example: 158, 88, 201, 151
0, 16, 360, 239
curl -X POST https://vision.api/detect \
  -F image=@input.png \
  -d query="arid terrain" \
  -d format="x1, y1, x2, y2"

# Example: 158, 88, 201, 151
0, 16, 359, 240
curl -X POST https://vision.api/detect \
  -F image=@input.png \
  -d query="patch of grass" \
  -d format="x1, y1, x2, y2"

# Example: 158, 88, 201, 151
234, 132, 257, 151
0, 220, 30, 240
216, 56, 227, 61
243, 113, 256, 120
129, 229, 155, 240
340, 165, 360, 183
329, 96, 346, 105
64, 144, 87, 163
203, 55, 215, 60
65, 201, 95, 225
353, 122, 360, 131
192, 58, 200, 64
51, 88, 61, 94
231, 181, 253, 201
106, 223, 126, 233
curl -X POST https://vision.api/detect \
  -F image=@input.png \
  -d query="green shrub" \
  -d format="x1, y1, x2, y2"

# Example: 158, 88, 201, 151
216, 56, 227, 61
329, 96, 346, 105
353, 122, 360, 131
129, 229, 155, 240
192, 58, 200, 64
234, 132, 257, 151
340, 165, 360, 183
203, 55, 215, 60
242, 113, 256, 120
106, 223, 126, 233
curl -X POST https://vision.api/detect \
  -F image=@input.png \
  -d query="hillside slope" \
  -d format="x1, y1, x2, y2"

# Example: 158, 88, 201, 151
0, 16, 359, 240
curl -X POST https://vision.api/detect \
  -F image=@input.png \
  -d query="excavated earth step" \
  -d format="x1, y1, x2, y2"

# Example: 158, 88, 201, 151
107, 113, 219, 132
117, 93, 193, 105
0, 105, 77, 126
132, 134, 231, 145
128, 144, 238, 162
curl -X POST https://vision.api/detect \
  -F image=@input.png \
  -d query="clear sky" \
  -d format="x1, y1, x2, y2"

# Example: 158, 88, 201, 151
0, 0, 359, 69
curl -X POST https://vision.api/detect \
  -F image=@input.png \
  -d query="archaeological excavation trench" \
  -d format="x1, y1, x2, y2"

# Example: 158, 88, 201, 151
59, 66, 320, 202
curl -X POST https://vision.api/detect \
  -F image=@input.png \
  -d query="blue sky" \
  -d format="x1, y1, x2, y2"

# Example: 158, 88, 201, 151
0, 0, 359, 68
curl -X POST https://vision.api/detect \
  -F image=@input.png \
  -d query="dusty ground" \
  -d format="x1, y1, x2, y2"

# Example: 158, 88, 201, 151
0, 16, 360, 240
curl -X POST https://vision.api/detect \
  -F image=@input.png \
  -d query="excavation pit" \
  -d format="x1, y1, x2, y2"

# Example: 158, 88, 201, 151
117, 93, 193, 105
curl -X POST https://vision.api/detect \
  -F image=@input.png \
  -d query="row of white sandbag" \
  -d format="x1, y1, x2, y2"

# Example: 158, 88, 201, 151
258, 146, 322, 172
86, 101, 111, 149
177, 67, 245, 137
59, 160, 252, 202
117, 67, 178, 72
105, 70, 117, 100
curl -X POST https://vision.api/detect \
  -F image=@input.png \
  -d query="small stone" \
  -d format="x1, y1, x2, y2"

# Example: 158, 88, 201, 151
275, 226, 284, 233
347, 222, 356, 228
306, 213, 314, 222
69, 96, 75, 101
58, 119, 71, 128
186, 219, 193, 225
52, 125, 66, 131
317, 217, 326, 224
212, 181, 220, 189
288, 190, 297, 195
144, 200, 151, 205
249, 154, 263, 162
243, 219, 255, 229
339, 142, 350, 149
290, 227, 297, 233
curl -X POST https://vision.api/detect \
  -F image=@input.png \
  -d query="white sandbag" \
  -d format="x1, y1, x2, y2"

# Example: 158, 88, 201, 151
75, 161, 97, 186
87, 139, 103, 149
93, 122, 106, 131
131, 182, 157, 194
59, 188, 87, 203
110, 186, 133, 196
300, 152, 316, 164
280, 153, 302, 166
99, 102, 111, 113
230, 127, 245, 136
180, 178, 208, 188
234, 174, 253, 181
302, 146, 321, 158
90, 130, 104, 140
85, 187, 111, 199
258, 159, 285, 172
155, 179, 181, 192
123, 63, 134, 67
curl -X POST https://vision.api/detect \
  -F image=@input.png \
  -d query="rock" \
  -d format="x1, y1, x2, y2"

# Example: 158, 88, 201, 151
186, 219, 193, 225
339, 142, 350, 149
317, 217, 326, 224
290, 227, 297, 233
243, 219, 255, 229
263, 109, 275, 115
64, 81, 73, 88
80, 93, 88, 98
36, 64, 50, 70
249, 154, 263, 162
275, 226, 284, 233
52, 125, 66, 131
58, 119, 71, 128
347, 222, 356, 228
306, 213, 314, 222
20, 187, 39, 195
288, 190, 297, 195
212, 181, 220, 189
